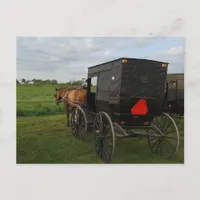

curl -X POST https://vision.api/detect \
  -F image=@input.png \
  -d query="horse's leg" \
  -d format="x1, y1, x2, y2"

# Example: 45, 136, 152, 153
66, 103, 70, 127
64, 101, 69, 126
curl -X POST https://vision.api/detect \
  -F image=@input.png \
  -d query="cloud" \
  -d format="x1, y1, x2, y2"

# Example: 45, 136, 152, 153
17, 37, 184, 82
150, 46, 184, 73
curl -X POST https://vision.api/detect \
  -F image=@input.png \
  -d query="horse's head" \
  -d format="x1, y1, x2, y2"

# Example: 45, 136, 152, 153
54, 87, 68, 105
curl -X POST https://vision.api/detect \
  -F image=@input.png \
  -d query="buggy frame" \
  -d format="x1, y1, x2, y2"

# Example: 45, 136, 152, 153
67, 58, 183, 163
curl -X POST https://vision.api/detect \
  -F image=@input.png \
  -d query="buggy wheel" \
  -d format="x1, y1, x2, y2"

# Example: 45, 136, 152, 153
93, 112, 115, 163
147, 112, 180, 159
71, 107, 87, 140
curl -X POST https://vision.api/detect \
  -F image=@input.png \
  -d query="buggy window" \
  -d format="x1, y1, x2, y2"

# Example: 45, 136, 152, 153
91, 76, 97, 93
168, 80, 176, 90
87, 76, 98, 112
169, 80, 176, 85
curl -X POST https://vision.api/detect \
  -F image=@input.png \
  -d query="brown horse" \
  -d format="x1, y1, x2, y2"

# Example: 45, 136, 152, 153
54, 87, 87, 126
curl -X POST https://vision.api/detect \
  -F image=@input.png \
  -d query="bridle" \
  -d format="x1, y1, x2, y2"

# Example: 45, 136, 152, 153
55, 88, 75, 104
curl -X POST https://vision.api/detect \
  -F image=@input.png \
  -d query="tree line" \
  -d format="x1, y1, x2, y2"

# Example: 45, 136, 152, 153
16, 78, 83, 86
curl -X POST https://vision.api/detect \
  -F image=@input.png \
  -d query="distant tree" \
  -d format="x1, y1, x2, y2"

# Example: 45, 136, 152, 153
34, 79, 43, 84
76, 80, 82, 85
39, 79, 43, 83
51, 79, 58, 85
16, 79, 19, 84
22, 78, 26, 83
43, 79, 51, 84
67, 80, 73, 85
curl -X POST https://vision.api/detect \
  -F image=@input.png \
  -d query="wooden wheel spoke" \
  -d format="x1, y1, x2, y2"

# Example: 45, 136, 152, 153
163, 117, 171, 131
104, 138, 112, 147
162, 141, 165, 156
101, 141, 108, 161
100, 142, 104, 159
164, 129, 176, 135
97, 142, 102, 154
163, 120, 173, 133
95, 138, 101, 147
155, 139, 161, 154
159, 140, 162, 156
148, 136, 159, 142
97, 141, 103, 155
164, 136, 177, 140
102, 144, 106, 161
160, 140, 165, 156
93, 112, 115, 163
163, 138, 176, 150
163, 142, 168, 157
71, 108, 87, 140
161, 116, 167, 130
73, 128, 77, 136
163, 140, 173, 156
99, 122, 104, 132
98, 115, 104, 131
94, 120, 101, 131
148, 112, 179, 159
151, 125, 163, 136
151, 138, 160, 150
103, 140, 111, 160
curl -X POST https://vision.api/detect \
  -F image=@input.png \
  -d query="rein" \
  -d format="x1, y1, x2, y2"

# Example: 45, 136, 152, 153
56, 87, 83, 104
63, 88, 75, 101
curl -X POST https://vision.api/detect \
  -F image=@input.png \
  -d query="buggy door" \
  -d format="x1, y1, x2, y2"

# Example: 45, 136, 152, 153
86, 76, 98, 112
109, 61, 121, 104
177, 79, 184, 101
167, 80, 177, 101
167, 79, 184, 102
96, 70, 111, 113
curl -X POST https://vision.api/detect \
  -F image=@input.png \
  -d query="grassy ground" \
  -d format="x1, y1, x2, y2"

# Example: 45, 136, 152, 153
17, 84, 184, 164
17, 84, 76, 116
17, 84, 95, 116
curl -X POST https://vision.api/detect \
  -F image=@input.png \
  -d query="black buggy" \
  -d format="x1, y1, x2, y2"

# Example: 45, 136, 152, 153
70, 58, 182, 163
165, 73, 184, 125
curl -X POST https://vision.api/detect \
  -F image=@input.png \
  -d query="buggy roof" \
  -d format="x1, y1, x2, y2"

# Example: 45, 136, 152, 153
167, 73, 184, 79
87, 57, 169, 78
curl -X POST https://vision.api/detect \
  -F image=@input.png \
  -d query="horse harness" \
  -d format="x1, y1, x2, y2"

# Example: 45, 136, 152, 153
63, 88, 81, 104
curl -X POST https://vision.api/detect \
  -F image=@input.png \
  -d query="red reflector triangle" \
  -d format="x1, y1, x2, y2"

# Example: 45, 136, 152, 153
131, 99, 148, 115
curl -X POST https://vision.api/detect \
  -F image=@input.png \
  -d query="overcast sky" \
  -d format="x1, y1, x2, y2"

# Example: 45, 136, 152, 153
17, 37, 184, 82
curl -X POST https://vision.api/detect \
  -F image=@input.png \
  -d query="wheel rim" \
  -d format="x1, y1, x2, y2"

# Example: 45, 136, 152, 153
147, 112, 180, 159
172, 114, 182, 126
71, 108, 87, 140
93, 112, 115, 163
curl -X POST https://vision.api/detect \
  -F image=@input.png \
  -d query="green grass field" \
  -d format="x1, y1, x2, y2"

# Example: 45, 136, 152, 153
17, 84, 184, 164
17, 84, 68, 116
